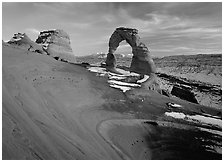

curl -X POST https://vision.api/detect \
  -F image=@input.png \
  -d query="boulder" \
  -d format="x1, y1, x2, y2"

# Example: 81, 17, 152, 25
36, 29, 76, 63
7, 33, 45, 54
171, 85, 198, 104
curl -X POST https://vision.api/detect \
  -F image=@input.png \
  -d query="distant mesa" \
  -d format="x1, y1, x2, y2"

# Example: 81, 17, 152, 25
7, 33, 46, 54
36, 29, 76, 63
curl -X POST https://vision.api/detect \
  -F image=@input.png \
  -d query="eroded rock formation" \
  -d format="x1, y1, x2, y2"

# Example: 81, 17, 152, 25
105, 27, 160, 92
36, 29, 76, 63
8, 33, 46, 54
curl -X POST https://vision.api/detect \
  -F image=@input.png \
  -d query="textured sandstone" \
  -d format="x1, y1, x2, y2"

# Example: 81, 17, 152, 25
36, 29, 76, 63
3, 41, 222, 160
8, 33, 45, 54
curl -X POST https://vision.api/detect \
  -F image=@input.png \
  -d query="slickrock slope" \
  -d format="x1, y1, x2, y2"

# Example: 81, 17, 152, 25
36, 29, 76, 63
3, 43, 119, 159
2, 42, 221, 159
7, 33, 46, 54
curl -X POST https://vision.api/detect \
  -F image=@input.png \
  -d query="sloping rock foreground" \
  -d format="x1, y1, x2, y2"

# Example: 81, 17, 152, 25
3, 43, 221, 159
7, 29, 76, 63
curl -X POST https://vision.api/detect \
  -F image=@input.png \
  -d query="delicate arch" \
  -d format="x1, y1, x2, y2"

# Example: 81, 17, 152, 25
105, 27, 156, 75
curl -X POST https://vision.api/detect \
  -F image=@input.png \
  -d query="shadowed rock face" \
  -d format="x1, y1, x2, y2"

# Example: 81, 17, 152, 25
106, 27, 156, 75
8, 33, 46, 54
171, 85, 198, 104
36, 29, 76, 63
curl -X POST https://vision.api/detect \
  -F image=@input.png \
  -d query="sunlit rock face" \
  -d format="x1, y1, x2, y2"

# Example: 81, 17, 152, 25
36, 29, 76, 63
106, 27, 156, 75
7, 33, 46, 54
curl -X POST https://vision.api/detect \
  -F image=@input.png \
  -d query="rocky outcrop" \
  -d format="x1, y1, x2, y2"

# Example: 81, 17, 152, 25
7, 33, 46, 54
105, 27, 159, 91
157, 72, 221, 108
36, 29, 76, 63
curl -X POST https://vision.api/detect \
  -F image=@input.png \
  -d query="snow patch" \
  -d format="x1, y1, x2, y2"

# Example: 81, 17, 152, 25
110, 76, 126, 80
10, 33, 25, 42
137, 75, 149, 83
108, 80, 140, 87
167, 102, 183, 108
88, 66, 145, 92
38, 33, 52, 49
123, 72, 140, 77
42, 42, 49, 50
190, 115, 222, 127
198, 127, 222, 136
201, 113, 221, 120
165, 112, 186, 119
11, 38, 22, 41
88, 67, 107, 74
109, 84, 132, 92
165, 112, 222, 128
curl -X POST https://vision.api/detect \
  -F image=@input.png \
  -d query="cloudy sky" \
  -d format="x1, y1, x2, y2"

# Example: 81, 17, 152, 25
2, 2, 222, 57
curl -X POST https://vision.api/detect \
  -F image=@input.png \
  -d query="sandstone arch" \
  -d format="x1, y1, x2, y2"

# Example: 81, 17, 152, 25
105, 27, 156, 75
105, 27, 161, 92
